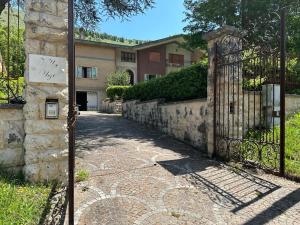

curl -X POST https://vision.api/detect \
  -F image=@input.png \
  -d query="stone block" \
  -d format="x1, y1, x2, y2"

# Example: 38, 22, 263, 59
25, 120, 67, 134
25, 0, 57, 15
0, 108, 24, 121
24, 134, 68, 152
4, 121, 24, 148
25, 25, 67, 43
25, 11, 67, 30
25, 38, 41, 55
0, 148, 24, 168
57, 1, 68, 18
23, 159, 67, 183
25, 148, 68, 164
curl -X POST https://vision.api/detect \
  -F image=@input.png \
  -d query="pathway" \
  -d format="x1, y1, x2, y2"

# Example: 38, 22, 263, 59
74, 112, 300, 225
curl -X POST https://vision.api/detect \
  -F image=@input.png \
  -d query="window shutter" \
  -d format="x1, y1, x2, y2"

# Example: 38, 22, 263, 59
149, 52, 161, 62
169, 54, 184, 66
76, 66, 83, 78
92, 67, 97, 79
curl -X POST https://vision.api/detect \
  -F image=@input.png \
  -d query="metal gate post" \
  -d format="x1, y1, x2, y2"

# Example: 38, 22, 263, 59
213, 43, 218, 158
68, 0, 75, 224
279, 8, 286, 176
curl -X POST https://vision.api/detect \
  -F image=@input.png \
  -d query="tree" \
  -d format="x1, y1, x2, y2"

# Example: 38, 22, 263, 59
106, 71, 131, 86
74, 0, 154, 30
183, 0, 300, 53
0, 0, 154, 30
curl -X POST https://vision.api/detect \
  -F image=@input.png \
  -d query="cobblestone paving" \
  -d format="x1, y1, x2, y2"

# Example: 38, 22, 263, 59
74, 112, 300, 225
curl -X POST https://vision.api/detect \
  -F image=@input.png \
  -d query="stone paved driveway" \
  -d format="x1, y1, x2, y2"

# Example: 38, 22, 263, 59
74, 112, 300, 225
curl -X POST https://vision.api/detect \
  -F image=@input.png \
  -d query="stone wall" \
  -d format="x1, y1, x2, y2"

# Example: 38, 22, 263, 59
123, 99, 208, 150
22, 0, 69, 183
286, 94, 300, 116
0, 105, 24, 171
101, 100, 123, 114
243, 92, 300, 128
122, 93, 300, 157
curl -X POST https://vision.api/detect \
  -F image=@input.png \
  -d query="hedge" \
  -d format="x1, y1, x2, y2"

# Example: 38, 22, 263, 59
124, 63, 207, 102
106, 86, 130, 100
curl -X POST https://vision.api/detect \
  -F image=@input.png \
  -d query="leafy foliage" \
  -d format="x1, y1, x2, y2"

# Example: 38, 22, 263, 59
0, 0, 155, 31
106, 86, 130, 101
0, 7, 25, 102
74, 0, 155, 30
106, 71, 131, 86
183, 0, 300, 54
75, 29, 147, 45
0, 9, 25, 77
124, 63, 208, 102
0, 77, 24, 102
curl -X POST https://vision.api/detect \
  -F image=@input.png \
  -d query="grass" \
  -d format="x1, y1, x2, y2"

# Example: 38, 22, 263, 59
244, 112, 300, 177
0, 171, 52, 225
75, 169, 89, 182
283, 112, 300, 176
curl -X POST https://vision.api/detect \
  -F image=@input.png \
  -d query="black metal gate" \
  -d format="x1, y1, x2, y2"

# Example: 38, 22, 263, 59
213, 10, 287, 176
0, 0, 24, 104
68, 0, 76, 224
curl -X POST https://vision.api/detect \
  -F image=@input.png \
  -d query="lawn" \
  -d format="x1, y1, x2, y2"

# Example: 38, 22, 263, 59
244, 112, 300, 177
0, 172, 52, 225
284, 112, 300, 176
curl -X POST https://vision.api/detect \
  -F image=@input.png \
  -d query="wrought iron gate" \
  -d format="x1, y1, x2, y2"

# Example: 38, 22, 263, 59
0, 0, 24, 104
213, 10, 288, 176
68, 0, 76, 224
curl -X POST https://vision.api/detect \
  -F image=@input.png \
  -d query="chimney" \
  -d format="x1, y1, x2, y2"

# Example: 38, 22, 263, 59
79, 27, 85, 39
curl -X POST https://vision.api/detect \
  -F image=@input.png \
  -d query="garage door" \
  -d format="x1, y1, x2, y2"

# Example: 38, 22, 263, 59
87, 92, 98, 111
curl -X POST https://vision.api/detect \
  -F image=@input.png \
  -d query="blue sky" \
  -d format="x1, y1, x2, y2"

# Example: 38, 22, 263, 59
99, 0, 187, 41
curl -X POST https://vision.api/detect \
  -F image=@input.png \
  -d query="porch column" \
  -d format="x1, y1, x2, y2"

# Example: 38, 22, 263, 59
204, 26, 242, 157
23, 0, 69, 182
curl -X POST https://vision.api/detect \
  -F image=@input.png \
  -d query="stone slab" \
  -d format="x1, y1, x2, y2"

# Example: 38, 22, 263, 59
29, 54, 67, 84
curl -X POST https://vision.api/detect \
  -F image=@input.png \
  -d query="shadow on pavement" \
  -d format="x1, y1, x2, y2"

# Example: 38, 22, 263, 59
158, 158, 281, 214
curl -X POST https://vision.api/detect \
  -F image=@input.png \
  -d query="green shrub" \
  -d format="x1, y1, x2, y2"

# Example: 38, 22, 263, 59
124, 63, 207, 102
106, 71, 130, 86
106, 86, 130, 100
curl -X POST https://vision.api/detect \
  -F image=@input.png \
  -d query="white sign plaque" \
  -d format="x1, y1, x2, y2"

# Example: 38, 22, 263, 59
29, 54, 67, 84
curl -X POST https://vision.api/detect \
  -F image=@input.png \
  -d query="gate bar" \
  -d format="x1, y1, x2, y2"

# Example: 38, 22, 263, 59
213, 43, 218, 158
279, 8, 286, 176
68, 0, 75, 224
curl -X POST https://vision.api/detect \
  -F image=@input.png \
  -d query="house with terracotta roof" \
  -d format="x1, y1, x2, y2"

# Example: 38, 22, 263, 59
75, 35, 202, 111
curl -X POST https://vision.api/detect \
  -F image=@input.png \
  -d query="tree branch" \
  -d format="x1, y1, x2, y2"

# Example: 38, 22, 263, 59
0, 0, 8, 15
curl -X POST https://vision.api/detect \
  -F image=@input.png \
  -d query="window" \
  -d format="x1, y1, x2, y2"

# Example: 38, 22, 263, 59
149, 52, 161, 63
144, 74, 161, 81
76, 66, 97, 79
121, 52, 136, 62
169, 54, 184, 66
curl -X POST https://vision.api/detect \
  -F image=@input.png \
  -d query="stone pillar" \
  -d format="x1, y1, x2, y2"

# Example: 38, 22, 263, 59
23, 0, 69, 183
203, 26, 242, 157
